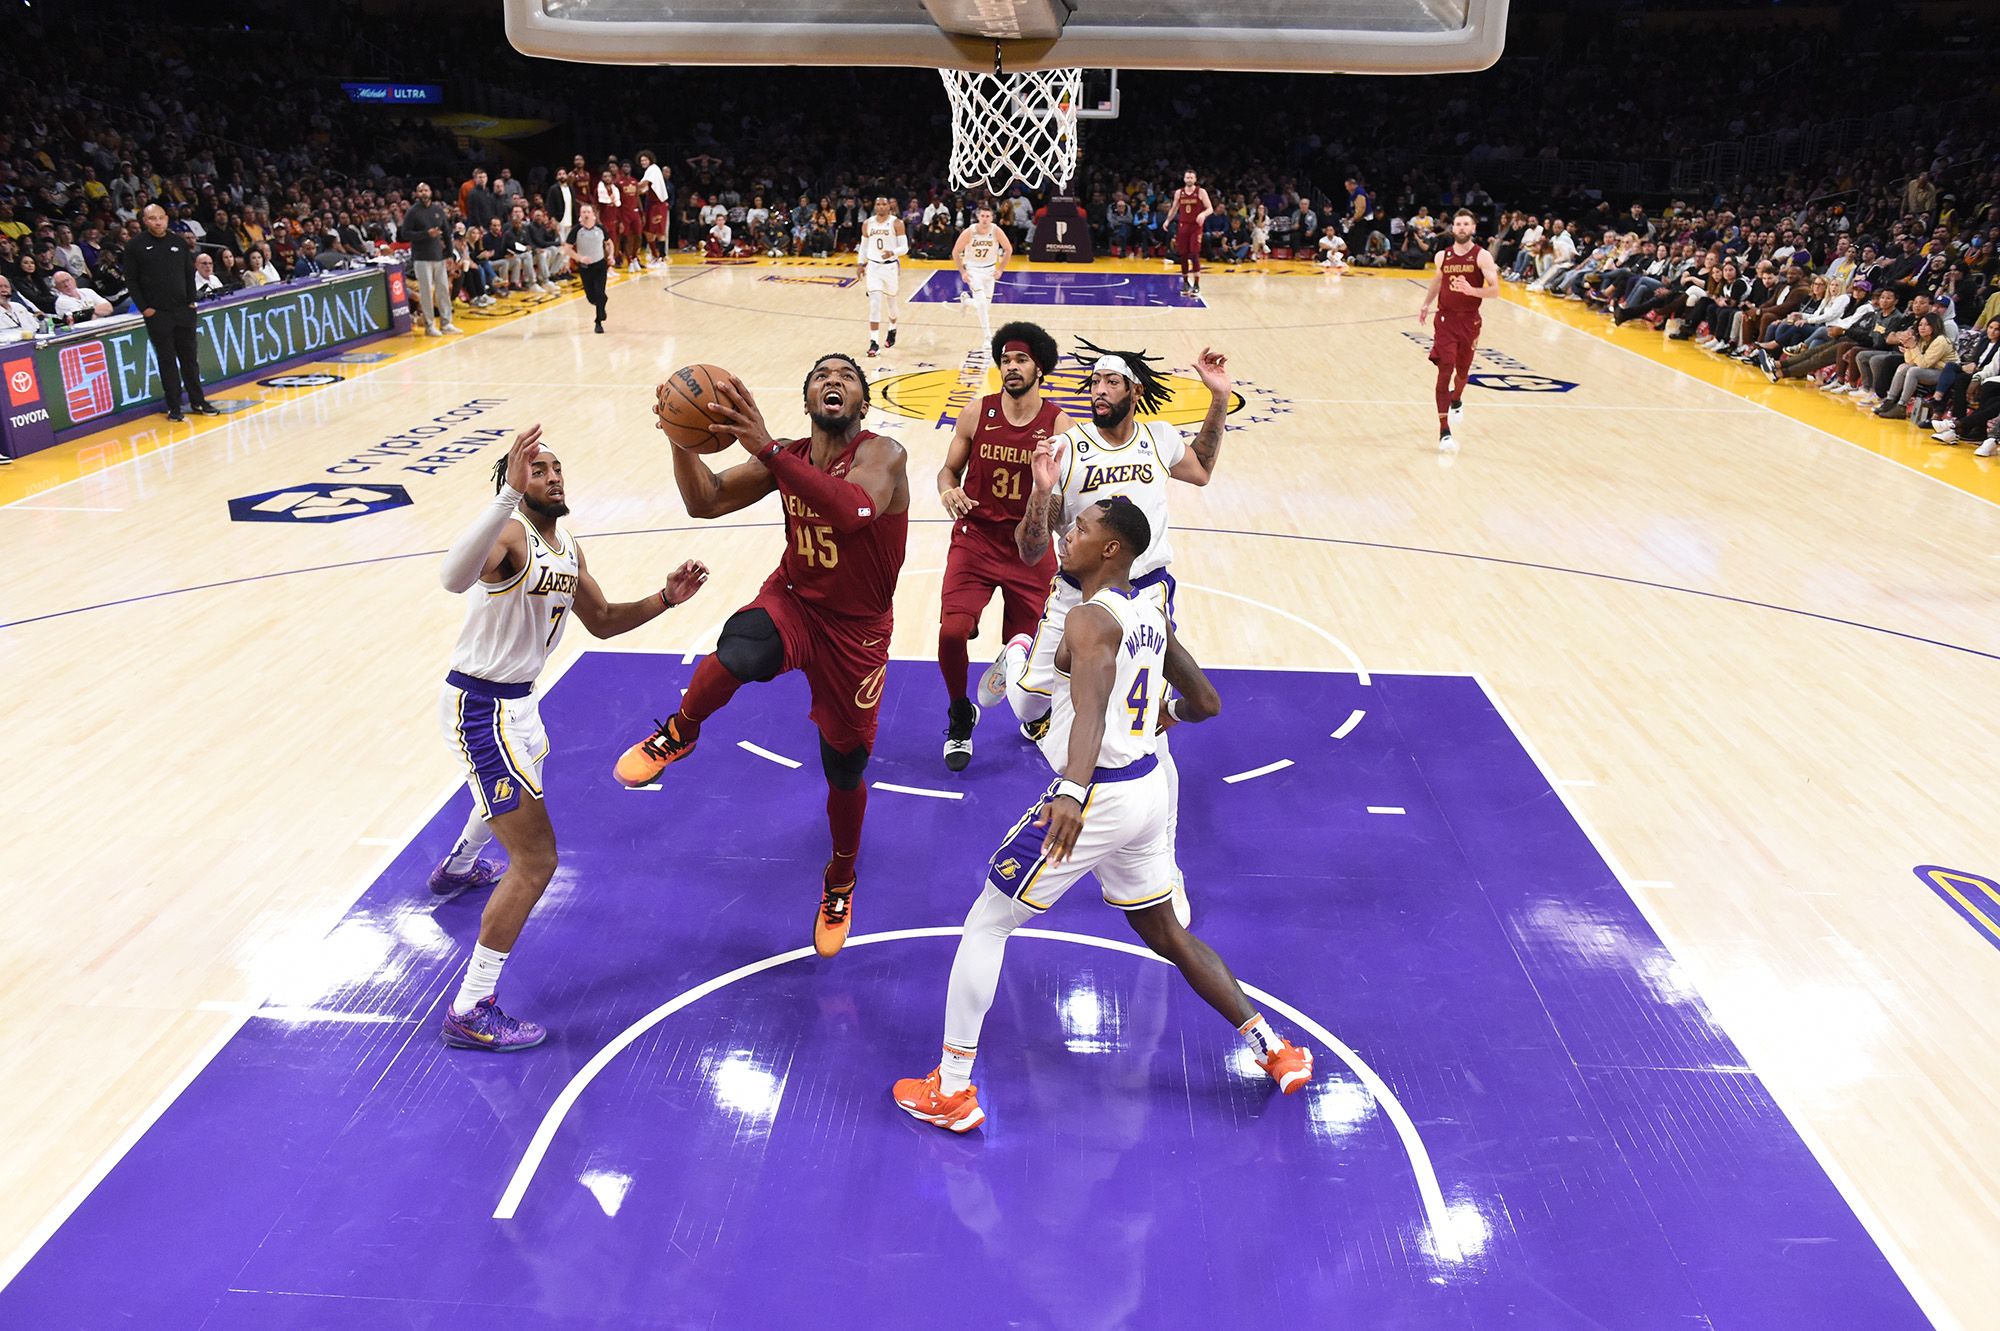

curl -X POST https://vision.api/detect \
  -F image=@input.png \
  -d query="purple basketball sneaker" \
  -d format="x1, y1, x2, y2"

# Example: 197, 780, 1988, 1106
428, 856, 500, 900
441, 996, 546, 1052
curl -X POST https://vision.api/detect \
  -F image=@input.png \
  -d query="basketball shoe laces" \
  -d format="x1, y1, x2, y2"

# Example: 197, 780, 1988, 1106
639, 716, 691, 761
820, 882, 853, 926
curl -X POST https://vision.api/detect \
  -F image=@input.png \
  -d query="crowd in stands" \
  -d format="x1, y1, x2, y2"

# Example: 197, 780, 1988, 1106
2, 0, 1995, 447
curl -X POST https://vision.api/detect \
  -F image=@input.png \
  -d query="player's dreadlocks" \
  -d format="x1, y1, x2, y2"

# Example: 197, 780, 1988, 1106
1074, 336, 1174, 415
491, 455, 510, 493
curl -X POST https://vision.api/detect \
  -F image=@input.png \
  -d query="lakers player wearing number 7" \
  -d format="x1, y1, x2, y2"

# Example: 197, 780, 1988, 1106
892, 497, 1313, 1132
434, 425, 710, 1051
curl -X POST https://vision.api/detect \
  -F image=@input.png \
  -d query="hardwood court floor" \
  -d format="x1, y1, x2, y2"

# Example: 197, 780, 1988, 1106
1, 258, 1995, 1327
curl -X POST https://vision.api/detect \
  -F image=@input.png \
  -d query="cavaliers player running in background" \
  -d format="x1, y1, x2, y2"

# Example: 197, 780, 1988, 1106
434, 427, 708, 1051
935, 320, 1076, 770
616, 356, 909, 957
1417, 208, 1500, 453
892, 497, 1314, 1133
1172, 169, 1214, 298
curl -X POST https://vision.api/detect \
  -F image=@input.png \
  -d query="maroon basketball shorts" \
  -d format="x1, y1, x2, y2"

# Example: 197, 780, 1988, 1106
1430, 315, 1482, 372
748, 573, 892, 753
942, 524, 1057, 645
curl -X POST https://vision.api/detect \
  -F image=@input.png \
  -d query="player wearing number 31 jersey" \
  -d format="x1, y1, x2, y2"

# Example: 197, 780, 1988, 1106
935, 320, 1075, 771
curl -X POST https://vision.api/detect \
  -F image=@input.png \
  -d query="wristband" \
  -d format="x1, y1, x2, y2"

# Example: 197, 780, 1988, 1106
1166, 698, 1184, 723
658, 586, 674, 609
758, 441, 783, 465
1053, 779, 1090, 806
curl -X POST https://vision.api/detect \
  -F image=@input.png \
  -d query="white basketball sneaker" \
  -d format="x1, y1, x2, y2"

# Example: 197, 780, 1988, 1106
978, 633, 1032, 710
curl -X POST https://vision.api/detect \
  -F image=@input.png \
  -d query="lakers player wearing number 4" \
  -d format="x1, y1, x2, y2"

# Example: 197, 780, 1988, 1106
860, 196, 908, 357
892, 497, 1314, 1133
935, 320, 1076, 771
986, 339, 1232, 928
434, 426, 710, 1052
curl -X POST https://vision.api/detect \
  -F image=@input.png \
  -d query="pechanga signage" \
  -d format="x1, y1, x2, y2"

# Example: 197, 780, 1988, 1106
35, 271, 392, 432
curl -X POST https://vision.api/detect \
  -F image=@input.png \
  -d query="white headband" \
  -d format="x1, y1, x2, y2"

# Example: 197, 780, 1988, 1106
1092, 354, 1138, 383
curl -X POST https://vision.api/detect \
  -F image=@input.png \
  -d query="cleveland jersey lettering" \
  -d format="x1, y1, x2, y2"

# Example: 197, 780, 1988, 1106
1437, 244, 1486, 320
774, 431, 908, 617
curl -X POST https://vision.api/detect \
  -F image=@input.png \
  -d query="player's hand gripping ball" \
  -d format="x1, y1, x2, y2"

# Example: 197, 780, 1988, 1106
655, 363, 736, 453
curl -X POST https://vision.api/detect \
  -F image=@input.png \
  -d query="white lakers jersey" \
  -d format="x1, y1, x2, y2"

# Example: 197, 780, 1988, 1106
962, 224, 1002, 269
448, 515, 579, 685
863, 216, 899, 263
1056, 420, 1187, 578
1039, 586, 1170, 775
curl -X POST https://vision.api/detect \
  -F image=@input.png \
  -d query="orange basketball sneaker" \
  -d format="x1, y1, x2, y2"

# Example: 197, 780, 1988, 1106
614, 714, 699, 787
814, 863, 855, 957
1256, 1038, 1315, 1094
891, 1067, 985, 1133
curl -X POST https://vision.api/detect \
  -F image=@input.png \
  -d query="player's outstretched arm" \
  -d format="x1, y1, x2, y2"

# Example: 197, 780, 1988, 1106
440, 425, 540, 592
1162, 622, 1221, 724
938, 398, 979, 519
573, 549, 709, 638
657, 383, 778, 519
1015, 436, 1067, 563
1172, 347, 1232, 484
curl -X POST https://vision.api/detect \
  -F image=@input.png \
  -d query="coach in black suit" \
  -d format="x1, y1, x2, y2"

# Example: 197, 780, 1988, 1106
125, 203, 215, 421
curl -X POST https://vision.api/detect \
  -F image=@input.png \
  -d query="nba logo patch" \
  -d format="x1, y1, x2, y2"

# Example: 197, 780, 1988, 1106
59, 342, 114, 423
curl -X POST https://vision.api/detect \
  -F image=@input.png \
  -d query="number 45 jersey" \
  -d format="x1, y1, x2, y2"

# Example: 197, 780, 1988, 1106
773, 430, 908, 620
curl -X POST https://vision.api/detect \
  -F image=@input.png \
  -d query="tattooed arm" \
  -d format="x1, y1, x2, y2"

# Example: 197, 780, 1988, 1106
1169, 347, 1229, 485
1015, 436, 1068, 563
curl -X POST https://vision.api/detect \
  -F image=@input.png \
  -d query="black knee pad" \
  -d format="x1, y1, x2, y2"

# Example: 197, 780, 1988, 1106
716, 608, 784, 682
820, 736, 871, 790
940, 612, 978, 644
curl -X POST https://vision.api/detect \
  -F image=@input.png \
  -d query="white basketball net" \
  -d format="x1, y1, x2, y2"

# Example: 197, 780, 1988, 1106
939, 67, 1081, 194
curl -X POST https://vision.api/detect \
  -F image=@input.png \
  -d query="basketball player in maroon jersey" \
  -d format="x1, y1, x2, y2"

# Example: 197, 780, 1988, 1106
1416, 208, 1500, 453
615, 355, 910, 957
1172, 170, 1214, 298
935, 321, 1078, 770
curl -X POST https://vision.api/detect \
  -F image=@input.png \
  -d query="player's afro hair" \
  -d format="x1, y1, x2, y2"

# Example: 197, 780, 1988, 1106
1074, 336, 1174, 415
991, 320, 1060, 377
1096, 495, 1153, 558
802, 352, 872, 412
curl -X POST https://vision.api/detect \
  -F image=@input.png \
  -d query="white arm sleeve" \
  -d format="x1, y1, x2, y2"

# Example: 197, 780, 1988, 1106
893, 231, 910, 257
440, 486, 522, 592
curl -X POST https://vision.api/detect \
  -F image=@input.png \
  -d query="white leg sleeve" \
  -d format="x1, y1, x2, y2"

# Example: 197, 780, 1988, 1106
868, 289, 883, 325
943, 885, 1036, 1052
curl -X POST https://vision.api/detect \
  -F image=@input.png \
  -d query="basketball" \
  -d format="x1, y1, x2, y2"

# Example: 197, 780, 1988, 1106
655, 363, 735, 452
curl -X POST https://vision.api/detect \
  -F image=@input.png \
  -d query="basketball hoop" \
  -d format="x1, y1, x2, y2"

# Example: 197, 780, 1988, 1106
939, 66, 1081, 194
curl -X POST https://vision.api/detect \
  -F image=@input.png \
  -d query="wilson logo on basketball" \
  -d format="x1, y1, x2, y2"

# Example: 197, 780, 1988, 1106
853, 665, 887, 710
